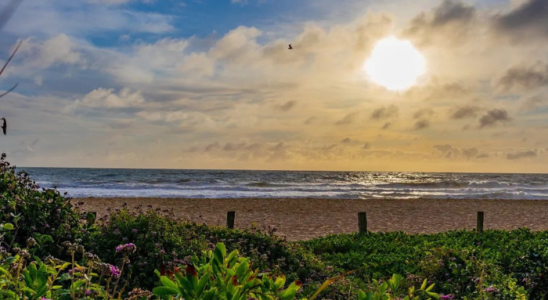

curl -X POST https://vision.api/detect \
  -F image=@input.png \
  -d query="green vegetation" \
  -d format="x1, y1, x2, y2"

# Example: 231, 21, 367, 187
0, 153, 546, 299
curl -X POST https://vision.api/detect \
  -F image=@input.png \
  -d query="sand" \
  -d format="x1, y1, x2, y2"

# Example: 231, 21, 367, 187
75, 198, 548, 241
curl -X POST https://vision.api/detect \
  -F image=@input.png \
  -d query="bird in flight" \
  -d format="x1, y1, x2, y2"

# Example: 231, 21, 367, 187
1, 118, 6, 135
288, 44, 293, 50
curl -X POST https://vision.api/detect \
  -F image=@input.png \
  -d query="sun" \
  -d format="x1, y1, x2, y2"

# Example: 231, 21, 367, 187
364, 36, 426, 91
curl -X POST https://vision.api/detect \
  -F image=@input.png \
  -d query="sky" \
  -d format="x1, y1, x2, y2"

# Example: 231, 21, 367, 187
1, 0, 548, 172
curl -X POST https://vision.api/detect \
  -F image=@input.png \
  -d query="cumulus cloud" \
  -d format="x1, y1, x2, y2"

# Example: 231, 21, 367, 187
462, 147, 479, 159
341, 137, 353, 144
70, 88, 145, 109
433, 144, 461, 159
370, 105, 398, 120
19, 34, 82, 69
507, 150, 537, 160
413, 109, 434, 119
403, 0, 476, 46
275, 101, 296, 112
414, 119, 430, 130
205, 142, 221, 152
336, 112, 359, 125
433, 144, 481, 160
478, 109, 511, 128
493, 0, 548, 41
450, 105, 480, 119
223, 142, 248, 151
210, 26, 262, 64
498, 63, 548, 91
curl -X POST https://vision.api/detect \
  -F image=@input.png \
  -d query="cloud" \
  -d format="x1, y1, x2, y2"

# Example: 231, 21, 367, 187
478, 109, 511, 128
18, 34, 82, 69
210, 26, 262, 64
336, 112, 359, 125
413, 108, 434, 119
5, 3, 174, 36
450, 105, 480, 119
341, 137, 353, 144
370, 105, 398, 120
205, 142, 221, 152
497, 63, 548, 91
507, 150, 537, 160
69, 88, 145, 110
223, 142, 247, 151
275, 101, 296, 112
493, 0, 548, 41
414, 119, 430, 130
433, 144, 461, 159
433, 144, 481, 160
520, 95, 546, 111
462, 147, 479, 159
403, 0, 476, 46
304, 116, 316, 125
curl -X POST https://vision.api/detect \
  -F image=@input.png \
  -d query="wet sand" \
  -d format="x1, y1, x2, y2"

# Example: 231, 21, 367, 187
76, 198, 548, 241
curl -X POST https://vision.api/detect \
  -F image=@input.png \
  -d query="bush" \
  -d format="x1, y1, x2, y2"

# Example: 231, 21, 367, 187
84, 207, 326, 292
0, 154, 83, 258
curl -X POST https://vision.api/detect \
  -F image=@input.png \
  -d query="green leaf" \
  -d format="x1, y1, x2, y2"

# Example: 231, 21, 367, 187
420, 279, 427, 290
0, 267, 12, 279
214, 243, 226, 265
202, 288, 218, 300
1, 223, 14, 230
153, 286, 179, 297
160, 276, 178, 290
29, 263, 38, 281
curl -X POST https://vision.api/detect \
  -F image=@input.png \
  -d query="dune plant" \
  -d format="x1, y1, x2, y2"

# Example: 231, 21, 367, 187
0, 154, 83, 258
153, 243, 439, 300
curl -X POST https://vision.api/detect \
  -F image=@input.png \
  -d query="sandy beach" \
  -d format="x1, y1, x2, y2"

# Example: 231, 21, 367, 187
76, 198, 548, 241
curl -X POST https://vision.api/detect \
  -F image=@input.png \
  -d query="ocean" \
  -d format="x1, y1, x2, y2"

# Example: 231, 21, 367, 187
17, 167, 548, 200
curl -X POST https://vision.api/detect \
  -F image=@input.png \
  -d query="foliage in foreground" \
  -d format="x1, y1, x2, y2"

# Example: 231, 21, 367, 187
0, 240, 439, 300
303, 231, 534, 299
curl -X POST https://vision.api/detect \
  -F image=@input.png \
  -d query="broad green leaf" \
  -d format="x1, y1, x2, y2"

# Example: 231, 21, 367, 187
160, 276, 178, 290
153, 286, 179, 297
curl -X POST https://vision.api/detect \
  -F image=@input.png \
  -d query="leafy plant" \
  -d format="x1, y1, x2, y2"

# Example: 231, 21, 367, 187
0, 154, 83, 258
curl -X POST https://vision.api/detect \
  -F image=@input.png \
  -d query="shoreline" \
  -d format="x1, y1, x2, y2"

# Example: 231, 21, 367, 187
76, 197, 548, 241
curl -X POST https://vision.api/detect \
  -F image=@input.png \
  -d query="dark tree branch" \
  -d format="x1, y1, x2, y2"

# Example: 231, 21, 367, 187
0, 82, 18, 98
0, 40, 21, 76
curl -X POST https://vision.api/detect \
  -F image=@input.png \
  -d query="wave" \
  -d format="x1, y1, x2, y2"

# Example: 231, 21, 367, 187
377, 182, 468, 189
19, 167, 548, 200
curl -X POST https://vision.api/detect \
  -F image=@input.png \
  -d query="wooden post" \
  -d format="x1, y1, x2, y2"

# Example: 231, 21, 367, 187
477, 211, 484, 233
86, 212, 97, 226
227, 211, 235, 229
358, 212, 367, 234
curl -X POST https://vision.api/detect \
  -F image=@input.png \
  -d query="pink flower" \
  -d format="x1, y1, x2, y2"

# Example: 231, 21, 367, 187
116, 243, 137, 253
109, 265, 121, 278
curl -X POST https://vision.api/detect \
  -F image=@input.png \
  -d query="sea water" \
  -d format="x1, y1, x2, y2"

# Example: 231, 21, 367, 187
18, 168, 548, 200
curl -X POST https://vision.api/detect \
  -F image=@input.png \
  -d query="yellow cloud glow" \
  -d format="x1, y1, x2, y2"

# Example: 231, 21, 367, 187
364, 36, 426, 91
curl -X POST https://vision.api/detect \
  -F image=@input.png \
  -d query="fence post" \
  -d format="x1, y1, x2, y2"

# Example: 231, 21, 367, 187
227, 211, 235, 229
477, 211, 484, 233
86, 212, 97, 226
358, 212, 367, 234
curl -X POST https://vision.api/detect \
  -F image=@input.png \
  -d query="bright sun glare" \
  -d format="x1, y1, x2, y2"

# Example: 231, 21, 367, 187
364, 36, 426, 91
